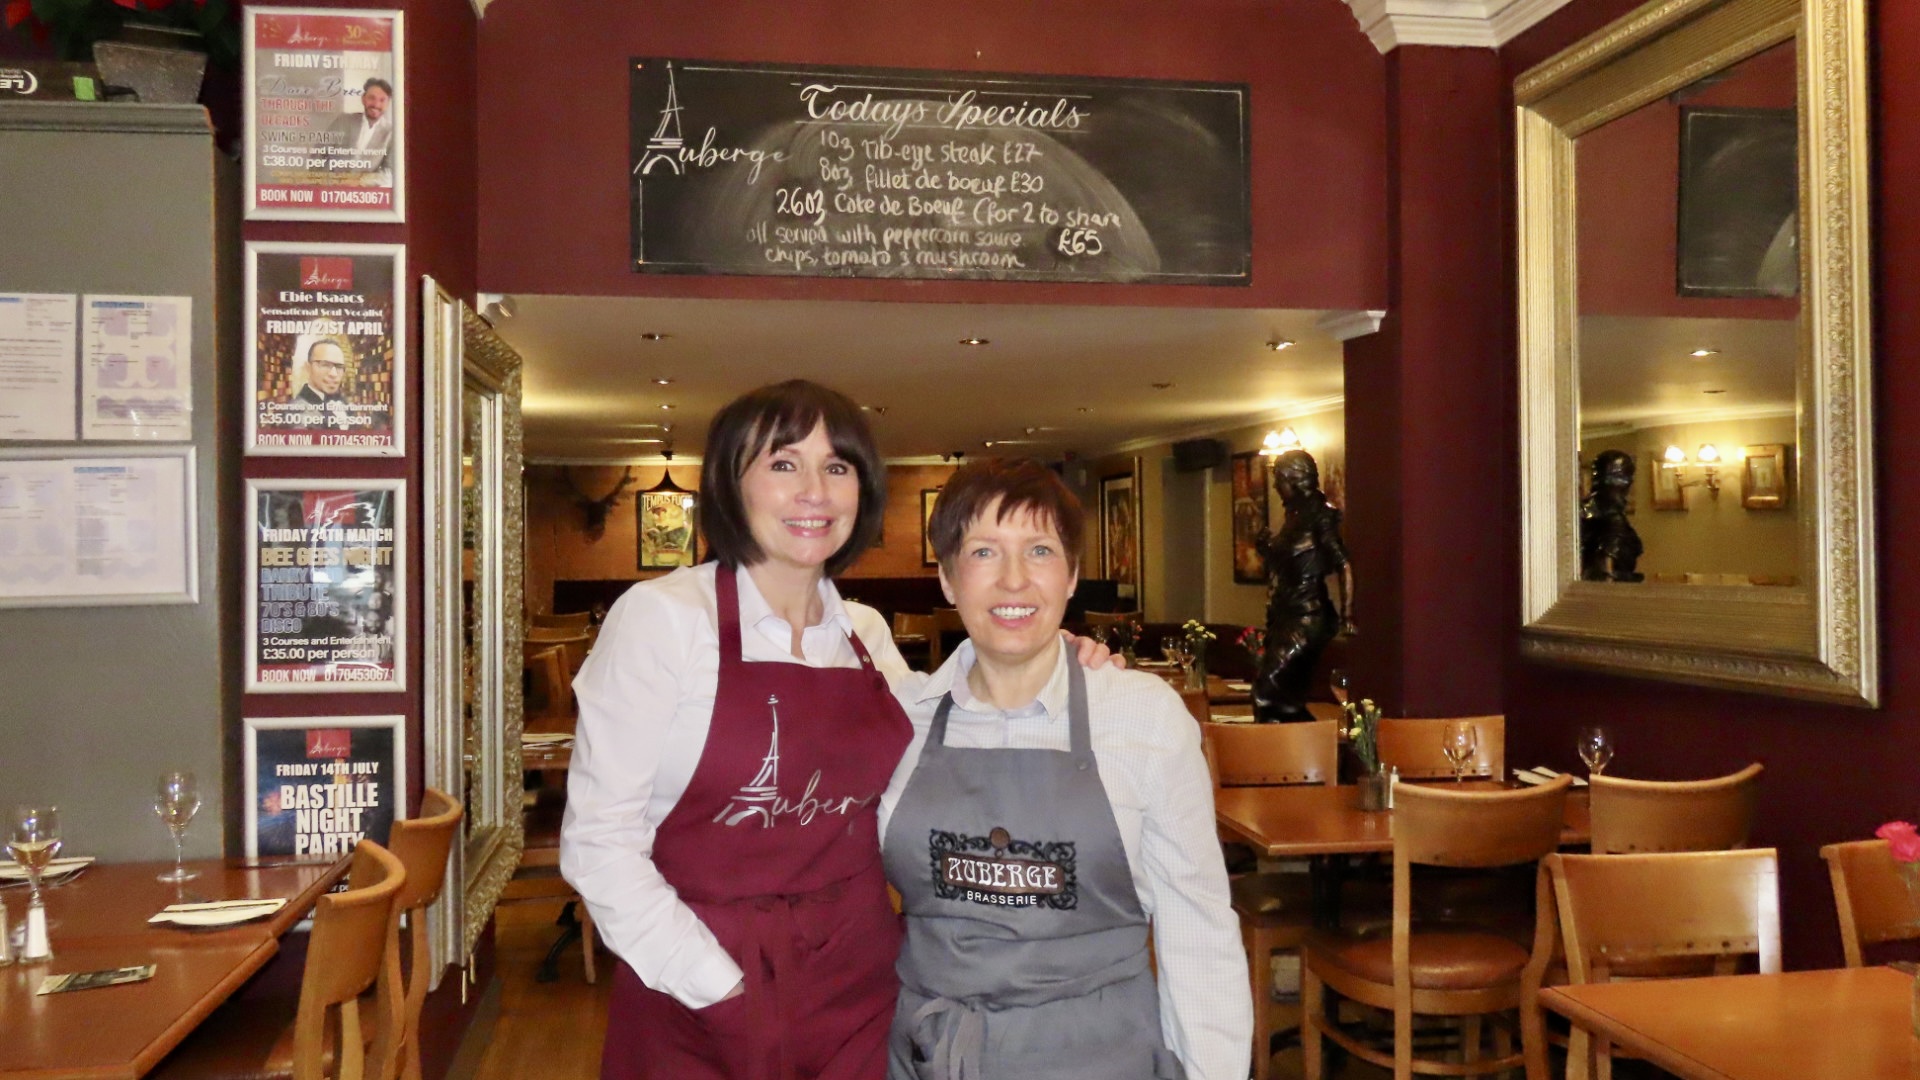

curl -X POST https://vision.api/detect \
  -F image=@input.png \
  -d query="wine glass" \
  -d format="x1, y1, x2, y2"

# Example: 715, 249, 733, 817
1577, 725, 1615, 776
9, 805, 61, 952
1441, 721, 1479, 783
1328, 669, 1351, 706
154, 771, 201, 883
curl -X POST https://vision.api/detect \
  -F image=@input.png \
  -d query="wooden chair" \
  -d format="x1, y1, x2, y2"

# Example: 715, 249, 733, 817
892, 611, 940, 669
525, 626, 592, 676
1085, 610, 1141, 634
523, 644, 574, 733
151, 840, 408, 1080
386, 790, 464, 1080
1588, 763, 1762, 853
1303, 776, 1572, 1080
530, 610, 593, 633
932, 607, 966, 667
1376, 715, 1505, 781
1205, 720, 1337, 1080
1821, 838, 1920, 967
1530, 849, 1780, 1080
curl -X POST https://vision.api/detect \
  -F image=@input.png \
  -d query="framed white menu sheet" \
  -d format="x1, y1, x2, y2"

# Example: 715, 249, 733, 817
81, 294, 193, 441
0, 448, 198, 607
0, 293, 78, 441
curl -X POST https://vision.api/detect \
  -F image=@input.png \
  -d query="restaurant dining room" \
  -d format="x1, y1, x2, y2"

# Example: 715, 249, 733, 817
1, 0, 1917, 1076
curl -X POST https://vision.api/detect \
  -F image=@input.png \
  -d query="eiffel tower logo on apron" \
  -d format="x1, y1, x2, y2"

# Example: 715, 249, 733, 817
713, 694, 782, 827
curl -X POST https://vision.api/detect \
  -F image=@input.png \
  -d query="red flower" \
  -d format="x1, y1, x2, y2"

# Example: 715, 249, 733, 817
1875, 820, 1920, 862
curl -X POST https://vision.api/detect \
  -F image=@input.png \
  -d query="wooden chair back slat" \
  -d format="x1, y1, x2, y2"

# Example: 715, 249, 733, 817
1588, 763, 1763, 854
1393, 776, 1569, 868
1205, 720, 1339, 787
1376, 715, 1505, 781
1820, 838, 1920, 966
1546, 849, 1782, 981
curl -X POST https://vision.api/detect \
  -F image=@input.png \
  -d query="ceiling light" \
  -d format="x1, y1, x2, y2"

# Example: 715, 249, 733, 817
983, 441, 995, 448
959, 337, 989, 346
1703, 388, 1727, 395
1267, 340, 1296, 352
1689, 349, 1719, 358
659, 404, 674, 411
1076, 407, 1091, 413
639, 332, 670, 342
1151, 382, 1174, 390
653, 377, 673, 385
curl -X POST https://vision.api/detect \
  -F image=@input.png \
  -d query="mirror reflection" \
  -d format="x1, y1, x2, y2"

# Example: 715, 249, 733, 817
1574, 40, 1801, 587
461, 384, 489, 860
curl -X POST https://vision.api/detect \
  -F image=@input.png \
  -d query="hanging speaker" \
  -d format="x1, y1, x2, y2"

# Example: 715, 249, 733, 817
1171, 438, 1228, 472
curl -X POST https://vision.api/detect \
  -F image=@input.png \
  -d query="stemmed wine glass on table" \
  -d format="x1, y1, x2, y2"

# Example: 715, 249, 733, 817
1577, 725, 1615, 777
9, 804, 61, 960
1328, 669, 1351, 706
155, 770, 201, 883
1441, 720, 1479, 783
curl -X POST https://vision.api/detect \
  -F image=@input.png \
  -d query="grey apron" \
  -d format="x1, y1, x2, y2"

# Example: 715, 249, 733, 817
881, 661, 1185, 1080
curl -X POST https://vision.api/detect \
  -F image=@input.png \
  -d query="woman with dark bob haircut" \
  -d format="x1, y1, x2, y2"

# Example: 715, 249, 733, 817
565, 383, 1113, 1080
880, 458, 1249, 1080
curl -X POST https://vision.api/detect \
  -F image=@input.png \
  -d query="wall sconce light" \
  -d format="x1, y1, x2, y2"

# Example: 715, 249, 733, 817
1259, 427, 1303, 457
1661, 443, 1723, 497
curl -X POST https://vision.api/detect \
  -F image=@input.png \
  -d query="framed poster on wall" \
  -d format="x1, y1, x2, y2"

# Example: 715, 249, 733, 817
921, 488, 941, 567
637, 479, 699, 569
244, 242, 405, 455
1099, 462, 1142, 603
1229, 451, 1268, 585
244, 7, 406, 222
246, 478, 406, 692
243, 715, 406, 858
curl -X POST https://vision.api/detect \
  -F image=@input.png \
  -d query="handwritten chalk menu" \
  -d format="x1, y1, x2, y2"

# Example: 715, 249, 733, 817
629, 60, 1250, 285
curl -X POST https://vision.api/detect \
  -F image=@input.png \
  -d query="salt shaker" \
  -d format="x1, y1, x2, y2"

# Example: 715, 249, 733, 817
23, 902, 49, 961
0, 898, 12, 966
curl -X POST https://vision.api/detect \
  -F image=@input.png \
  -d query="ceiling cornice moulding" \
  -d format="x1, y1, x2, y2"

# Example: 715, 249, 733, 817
1343, 0, 1576, 53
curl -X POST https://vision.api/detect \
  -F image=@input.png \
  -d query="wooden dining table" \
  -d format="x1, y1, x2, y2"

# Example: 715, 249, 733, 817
0, 856, 349, 1080
1213, 780, 1593, 858
1539, 966, 1915, 1080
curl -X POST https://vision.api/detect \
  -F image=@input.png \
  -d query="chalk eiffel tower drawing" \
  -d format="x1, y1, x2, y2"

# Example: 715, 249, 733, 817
715, 694, 781, 827
637, 61, 686, 177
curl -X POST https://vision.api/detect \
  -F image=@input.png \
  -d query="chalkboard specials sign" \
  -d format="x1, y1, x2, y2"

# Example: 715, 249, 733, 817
629, 59, 1251, 286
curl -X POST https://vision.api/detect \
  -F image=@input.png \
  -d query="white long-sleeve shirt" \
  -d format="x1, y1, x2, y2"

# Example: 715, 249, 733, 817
561, 563, 918, 1008
879, 640, 1252, 1080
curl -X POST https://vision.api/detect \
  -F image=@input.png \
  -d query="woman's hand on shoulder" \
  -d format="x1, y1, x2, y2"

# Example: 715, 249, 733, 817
1060, 630, 1124, 669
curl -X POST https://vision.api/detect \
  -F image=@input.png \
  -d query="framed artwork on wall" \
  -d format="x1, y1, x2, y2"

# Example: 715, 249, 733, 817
1741, 444, 1790, 509
1099, 462, 1142, 603
243, 714, 405, 858
1648, 453, 1685, 510
636, 470, 698, 569
921, 488, 941, 567
1229, 451, 1268, 584
245, 478, 406, 692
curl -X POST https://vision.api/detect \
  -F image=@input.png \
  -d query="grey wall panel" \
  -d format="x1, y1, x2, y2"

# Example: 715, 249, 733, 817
0, 103, 226, 861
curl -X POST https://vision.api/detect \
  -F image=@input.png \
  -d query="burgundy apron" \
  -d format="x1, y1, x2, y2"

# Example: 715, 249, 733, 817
602, 565, 913, 1080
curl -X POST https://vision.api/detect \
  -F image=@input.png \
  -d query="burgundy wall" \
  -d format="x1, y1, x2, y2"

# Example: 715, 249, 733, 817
1342, 46, 1513, 718
474, 0, 1388, 311
1500, 0, 1918, 970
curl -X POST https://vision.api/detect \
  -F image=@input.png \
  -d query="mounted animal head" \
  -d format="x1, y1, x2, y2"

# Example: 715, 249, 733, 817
562, 465, 638, 540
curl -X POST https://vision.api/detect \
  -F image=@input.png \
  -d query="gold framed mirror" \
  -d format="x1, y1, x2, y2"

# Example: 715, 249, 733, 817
1515, 0, 1875, 704
423, 279, 527, 976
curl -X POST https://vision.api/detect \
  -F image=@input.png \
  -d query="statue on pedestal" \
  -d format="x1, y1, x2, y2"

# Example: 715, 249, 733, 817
1252, 449, 1356, 724
1580, 450, 1644, 582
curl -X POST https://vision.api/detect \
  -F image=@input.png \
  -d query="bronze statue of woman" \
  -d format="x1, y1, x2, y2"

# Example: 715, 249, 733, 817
1252, 450, 1355, 724
1580, 449, 1644, 582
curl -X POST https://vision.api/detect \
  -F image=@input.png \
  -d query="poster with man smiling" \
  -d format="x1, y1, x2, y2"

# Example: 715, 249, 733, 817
245, 241, 404, 456
244, 7, 405, 222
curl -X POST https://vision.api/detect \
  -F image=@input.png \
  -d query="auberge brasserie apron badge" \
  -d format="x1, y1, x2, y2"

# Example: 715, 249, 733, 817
929, 825, 1078, 909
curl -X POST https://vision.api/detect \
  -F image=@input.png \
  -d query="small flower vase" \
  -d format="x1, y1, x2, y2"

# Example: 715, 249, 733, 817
1358, 767, 1392, 811
1183, 651, 1208, 691
1121, 647, 1138, 669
